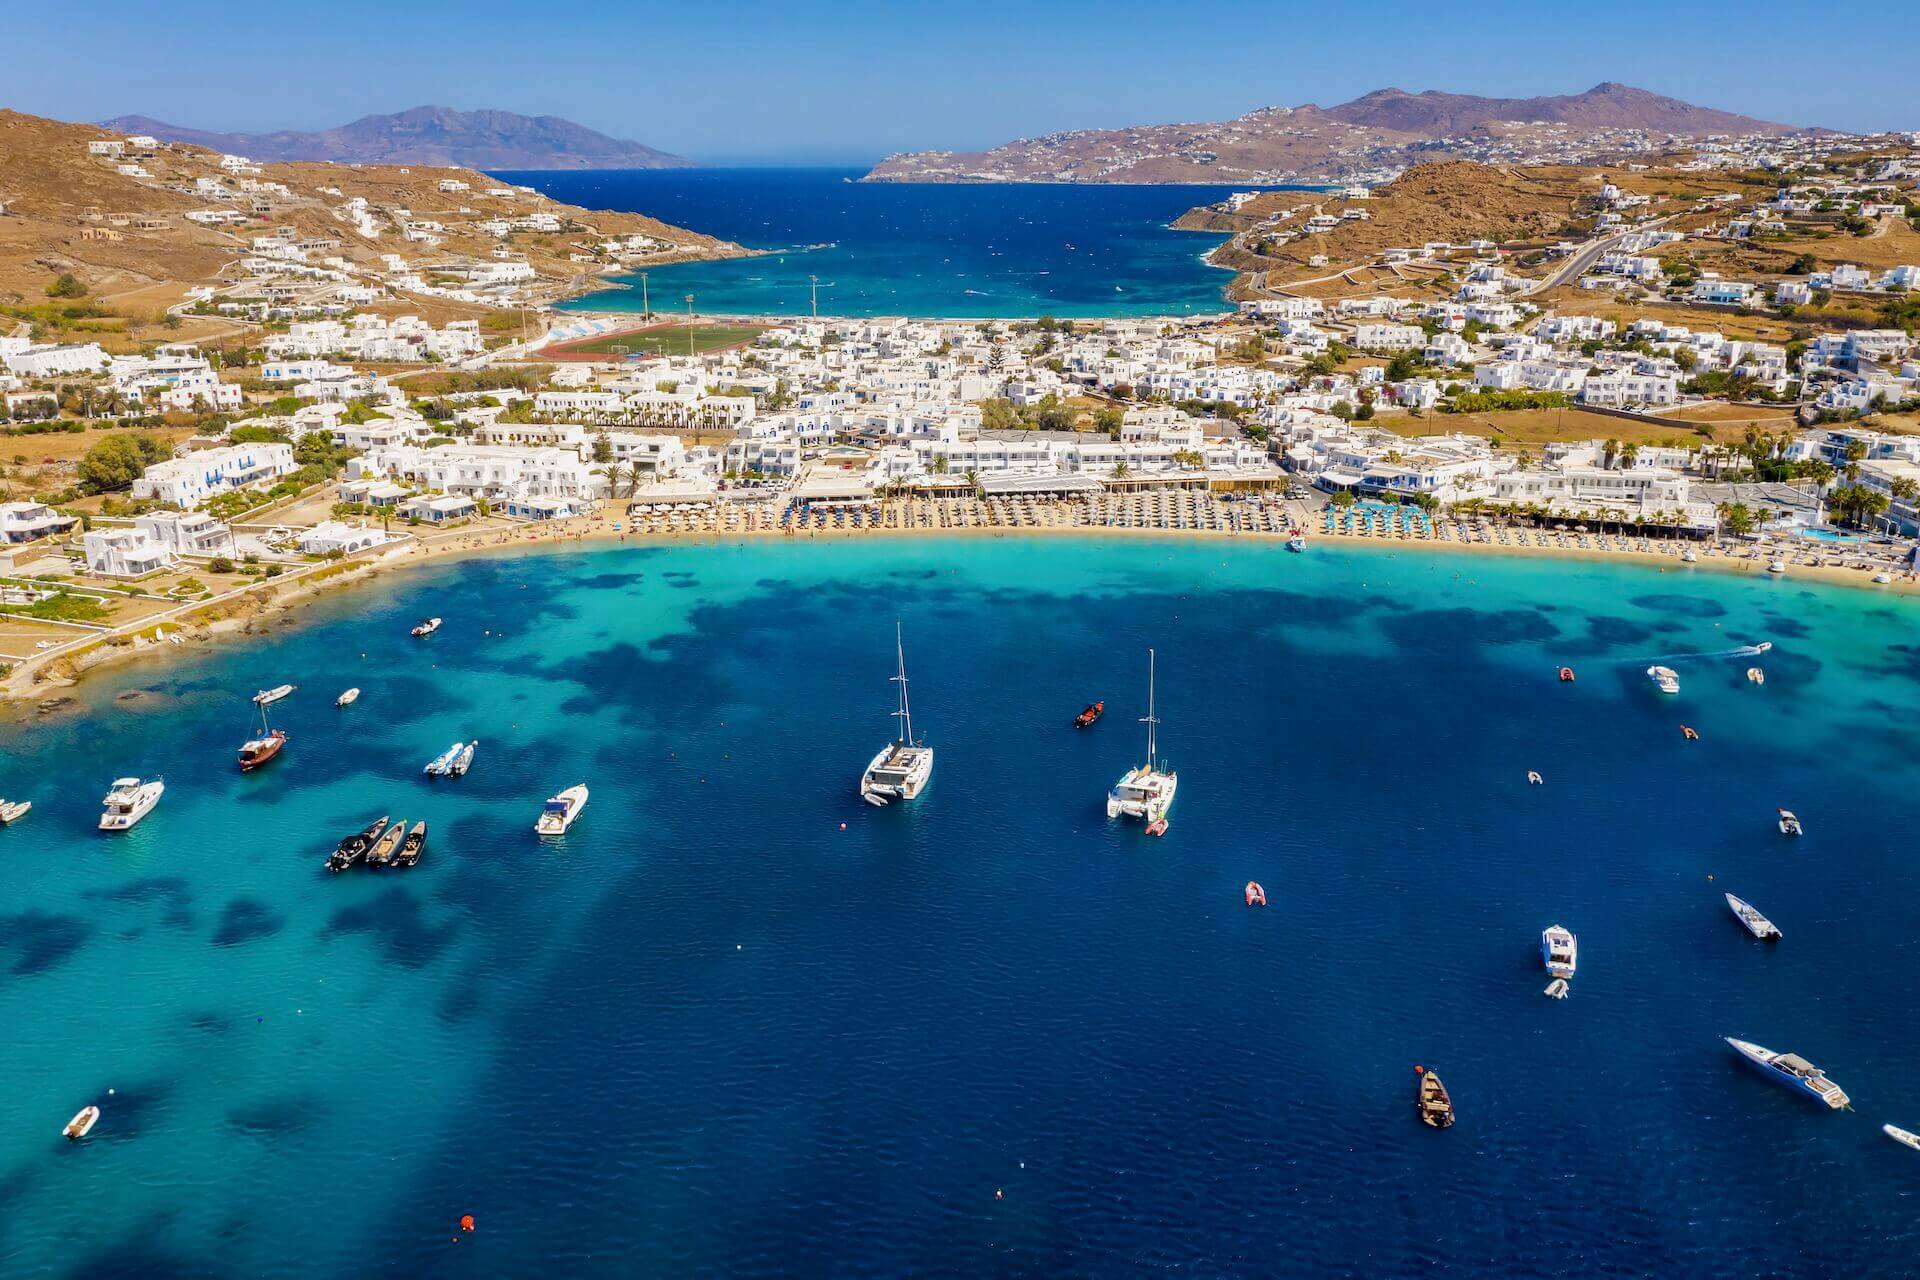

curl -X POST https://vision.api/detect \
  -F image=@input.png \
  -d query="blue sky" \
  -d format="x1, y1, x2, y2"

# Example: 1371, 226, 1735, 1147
8, 0, 1917, 164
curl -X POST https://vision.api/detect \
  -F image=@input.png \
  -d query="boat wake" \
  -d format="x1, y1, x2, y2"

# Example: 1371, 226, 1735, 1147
1639, 642, 1772, 665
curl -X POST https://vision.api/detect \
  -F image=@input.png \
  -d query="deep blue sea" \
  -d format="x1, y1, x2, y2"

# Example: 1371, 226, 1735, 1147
501, 168, 1272, 318
4, 538, 1920, 1278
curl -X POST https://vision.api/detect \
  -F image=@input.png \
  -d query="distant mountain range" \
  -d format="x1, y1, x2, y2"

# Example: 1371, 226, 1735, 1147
98, 106, 690, 171
864, 83, 1810, 185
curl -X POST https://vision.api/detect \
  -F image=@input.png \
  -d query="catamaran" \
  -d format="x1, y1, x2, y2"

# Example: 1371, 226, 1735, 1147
99, 778, 164, 831
1107, 648, 1177, 824
860, 623, 933, 807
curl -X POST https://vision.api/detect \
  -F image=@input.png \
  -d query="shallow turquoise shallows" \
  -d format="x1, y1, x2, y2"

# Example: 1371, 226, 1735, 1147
3, 538, 1919, 1278
506, 168, 1282, 318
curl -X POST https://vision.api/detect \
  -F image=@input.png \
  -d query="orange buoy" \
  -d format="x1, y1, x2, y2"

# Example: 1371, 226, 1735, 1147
460, 1215, 475, 1232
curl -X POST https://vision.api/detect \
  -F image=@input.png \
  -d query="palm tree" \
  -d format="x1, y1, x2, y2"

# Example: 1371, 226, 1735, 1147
964, 468, 983, 499
1111, 461, 1132, 480
1602, 437, 1622, 470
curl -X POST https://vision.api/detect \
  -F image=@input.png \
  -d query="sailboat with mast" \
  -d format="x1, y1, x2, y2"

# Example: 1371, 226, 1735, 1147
1107, 648, 1177, 826
860, 622, 934, 807
237, 695, 287, 772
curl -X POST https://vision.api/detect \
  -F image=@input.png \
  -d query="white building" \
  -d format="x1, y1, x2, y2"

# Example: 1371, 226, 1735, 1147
131, 443, 298, 508
0, 501, 77, 544
135, 511, 235, 557
83, 527, 171, 577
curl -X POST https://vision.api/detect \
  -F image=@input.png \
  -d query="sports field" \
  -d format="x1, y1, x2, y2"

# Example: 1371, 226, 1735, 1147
545, 324, 767, 359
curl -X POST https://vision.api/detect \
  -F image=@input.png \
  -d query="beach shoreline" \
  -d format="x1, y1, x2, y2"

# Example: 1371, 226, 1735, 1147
9, 498, 1912, 709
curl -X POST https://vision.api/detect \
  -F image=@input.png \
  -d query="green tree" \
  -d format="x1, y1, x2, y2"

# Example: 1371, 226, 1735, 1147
591, 429, 614, 464
77, 432, 168, 494
45, 273, 87, 299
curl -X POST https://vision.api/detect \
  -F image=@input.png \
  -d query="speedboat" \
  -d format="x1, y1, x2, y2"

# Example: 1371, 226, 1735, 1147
860, 624, 933, 806
1526, 770, 1543, 785
1108, 648, 1177, 822
1747, 667, 1765, 685
1541, 925, 1578, 979
0, 799, 29, 825
1544, 978, 1569, 999
1752, 642, 1773, 653
1415, 1066, 1454, 1129
1647, 665, 1680, 695
1777, 808, 1803, 837
446, 740, 477, 777
1558, 666, 1575, 683
64, 1106, 100, 1140
411, 617, 442, 637
327, 814, 388, 873
335, 687, 361, 707
423, 741, 464, 776
366, 817, 408, 866
1725, 1037, 1849, 1109
1681, 725, 1699, 741
252, 684, 295, 705
1725, 893, 1781, 940
1245, 881, 1267, 907
99, 778, 163, 831
393, 821, 428, 868
1074, 701, 1105, 729
1885, 1124, 1920, 1151
536, 785, 588, 836
237, 728, 287, 772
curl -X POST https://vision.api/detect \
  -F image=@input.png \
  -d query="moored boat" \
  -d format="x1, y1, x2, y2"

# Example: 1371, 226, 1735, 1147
1558, 666, 1575, 683
1885, 1124, 1920, 1151
1747, 667, 1765, 685
1725, 893, 1781, 940
1681, 725, 1699, 741
1415, 1066, 1454, 1128
0, 799, 30, 825
1777, 808, 1803, 837
1544, 978, 1569, 999
366, 817, 408, 866
327, 814, 388, 873
536, 785, 588, 836
1526, 770, 1543, 785
335, 687, 361, 707
1725, 1037, 1849, 1109
423, 741, 464, 776
446, 741, 478, 777
99, 778, 163, 831
1244, 881, 1266, 907
252, 684, 295, 706
237, 728, 287, 772
64, 1106, 99, 1140
1647, 665, 1680, 695
1073, 701, 1104, 729
1108, 648, 1177, 823
1285, 533, 1306, 552
860, 623, 934, 806
1767, 560, 1786, 575
1541, 925, 1577, 980
411, 617, 442, 637
393, 821, 428, 868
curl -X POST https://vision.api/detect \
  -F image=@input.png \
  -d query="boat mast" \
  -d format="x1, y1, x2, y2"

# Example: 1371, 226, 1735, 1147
1141, 647, 1159, 770
892, 620, 915, 746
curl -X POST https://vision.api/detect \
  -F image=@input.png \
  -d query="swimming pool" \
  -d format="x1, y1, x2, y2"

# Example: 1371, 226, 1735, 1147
1799, 527, 1863, 544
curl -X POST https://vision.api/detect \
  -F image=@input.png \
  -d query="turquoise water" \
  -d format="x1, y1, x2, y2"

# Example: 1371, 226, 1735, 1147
3, 538, 1919, 1277
501, 168, 1275, 318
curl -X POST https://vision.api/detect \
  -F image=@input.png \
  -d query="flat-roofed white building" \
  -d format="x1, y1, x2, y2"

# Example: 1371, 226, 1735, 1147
83, 527, 171, 577
0, 501, 77, 544
135, 511, 235, 557
132, 443, 298, 508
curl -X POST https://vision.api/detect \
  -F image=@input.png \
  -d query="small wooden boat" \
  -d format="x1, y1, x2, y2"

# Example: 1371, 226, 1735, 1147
335, 687, 361, 707
237, 728, 286, 772
1245, 881, 1266, 907
64, 1106, 99, 1140
1073, 701, 1105, 729
367, 818, 408, 865
0, 799, 30, 825
1885, 1123, 1920, 1152
393, 821, 428, 868
1557, 666, 1575, 683
1416, 1066, 1454, 1128
252, 684, 295, 706
411, 617, 442, 637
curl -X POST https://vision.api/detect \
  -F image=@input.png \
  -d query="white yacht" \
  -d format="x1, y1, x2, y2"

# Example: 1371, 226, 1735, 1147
99, 778, 164, 831
0, 798, 31, 825
1107, 648, 1177, 822
335, 687, 361, 707
860, 623, 933, 807
1541, 925, 1578, 980
1725, 893, 1782, 940
536, 784, 588, 836
1647, 665, 1680, 695
411, 617, 442, 637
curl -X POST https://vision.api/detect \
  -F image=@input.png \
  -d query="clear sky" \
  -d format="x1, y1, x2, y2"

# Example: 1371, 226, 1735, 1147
8, 0, 1917, 164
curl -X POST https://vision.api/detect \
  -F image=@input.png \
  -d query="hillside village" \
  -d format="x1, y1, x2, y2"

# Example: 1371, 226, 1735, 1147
5, 116, 1920, 682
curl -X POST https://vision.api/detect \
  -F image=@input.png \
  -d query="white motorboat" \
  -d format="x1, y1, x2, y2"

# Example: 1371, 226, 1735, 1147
1777, 808, 1803, 837
1526, 770, 1543, 785
423, 741, 465, 776
100, 777, 164, 831
1647, 665, 1680, 695
446, 740, 478, 777
1725, 1037, 1849, 1109
859, 623, 933, 806
1885, 1124, 1920, 1151
411, 617, 442, 637
335, 687, 361, 707
0, 799, 30, 825
536, 784, 588, 836
1541, 925, 1578, 980
1107, 648, 1177, 822
252, 684, 295, 706
1725, 893, 1781, 940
